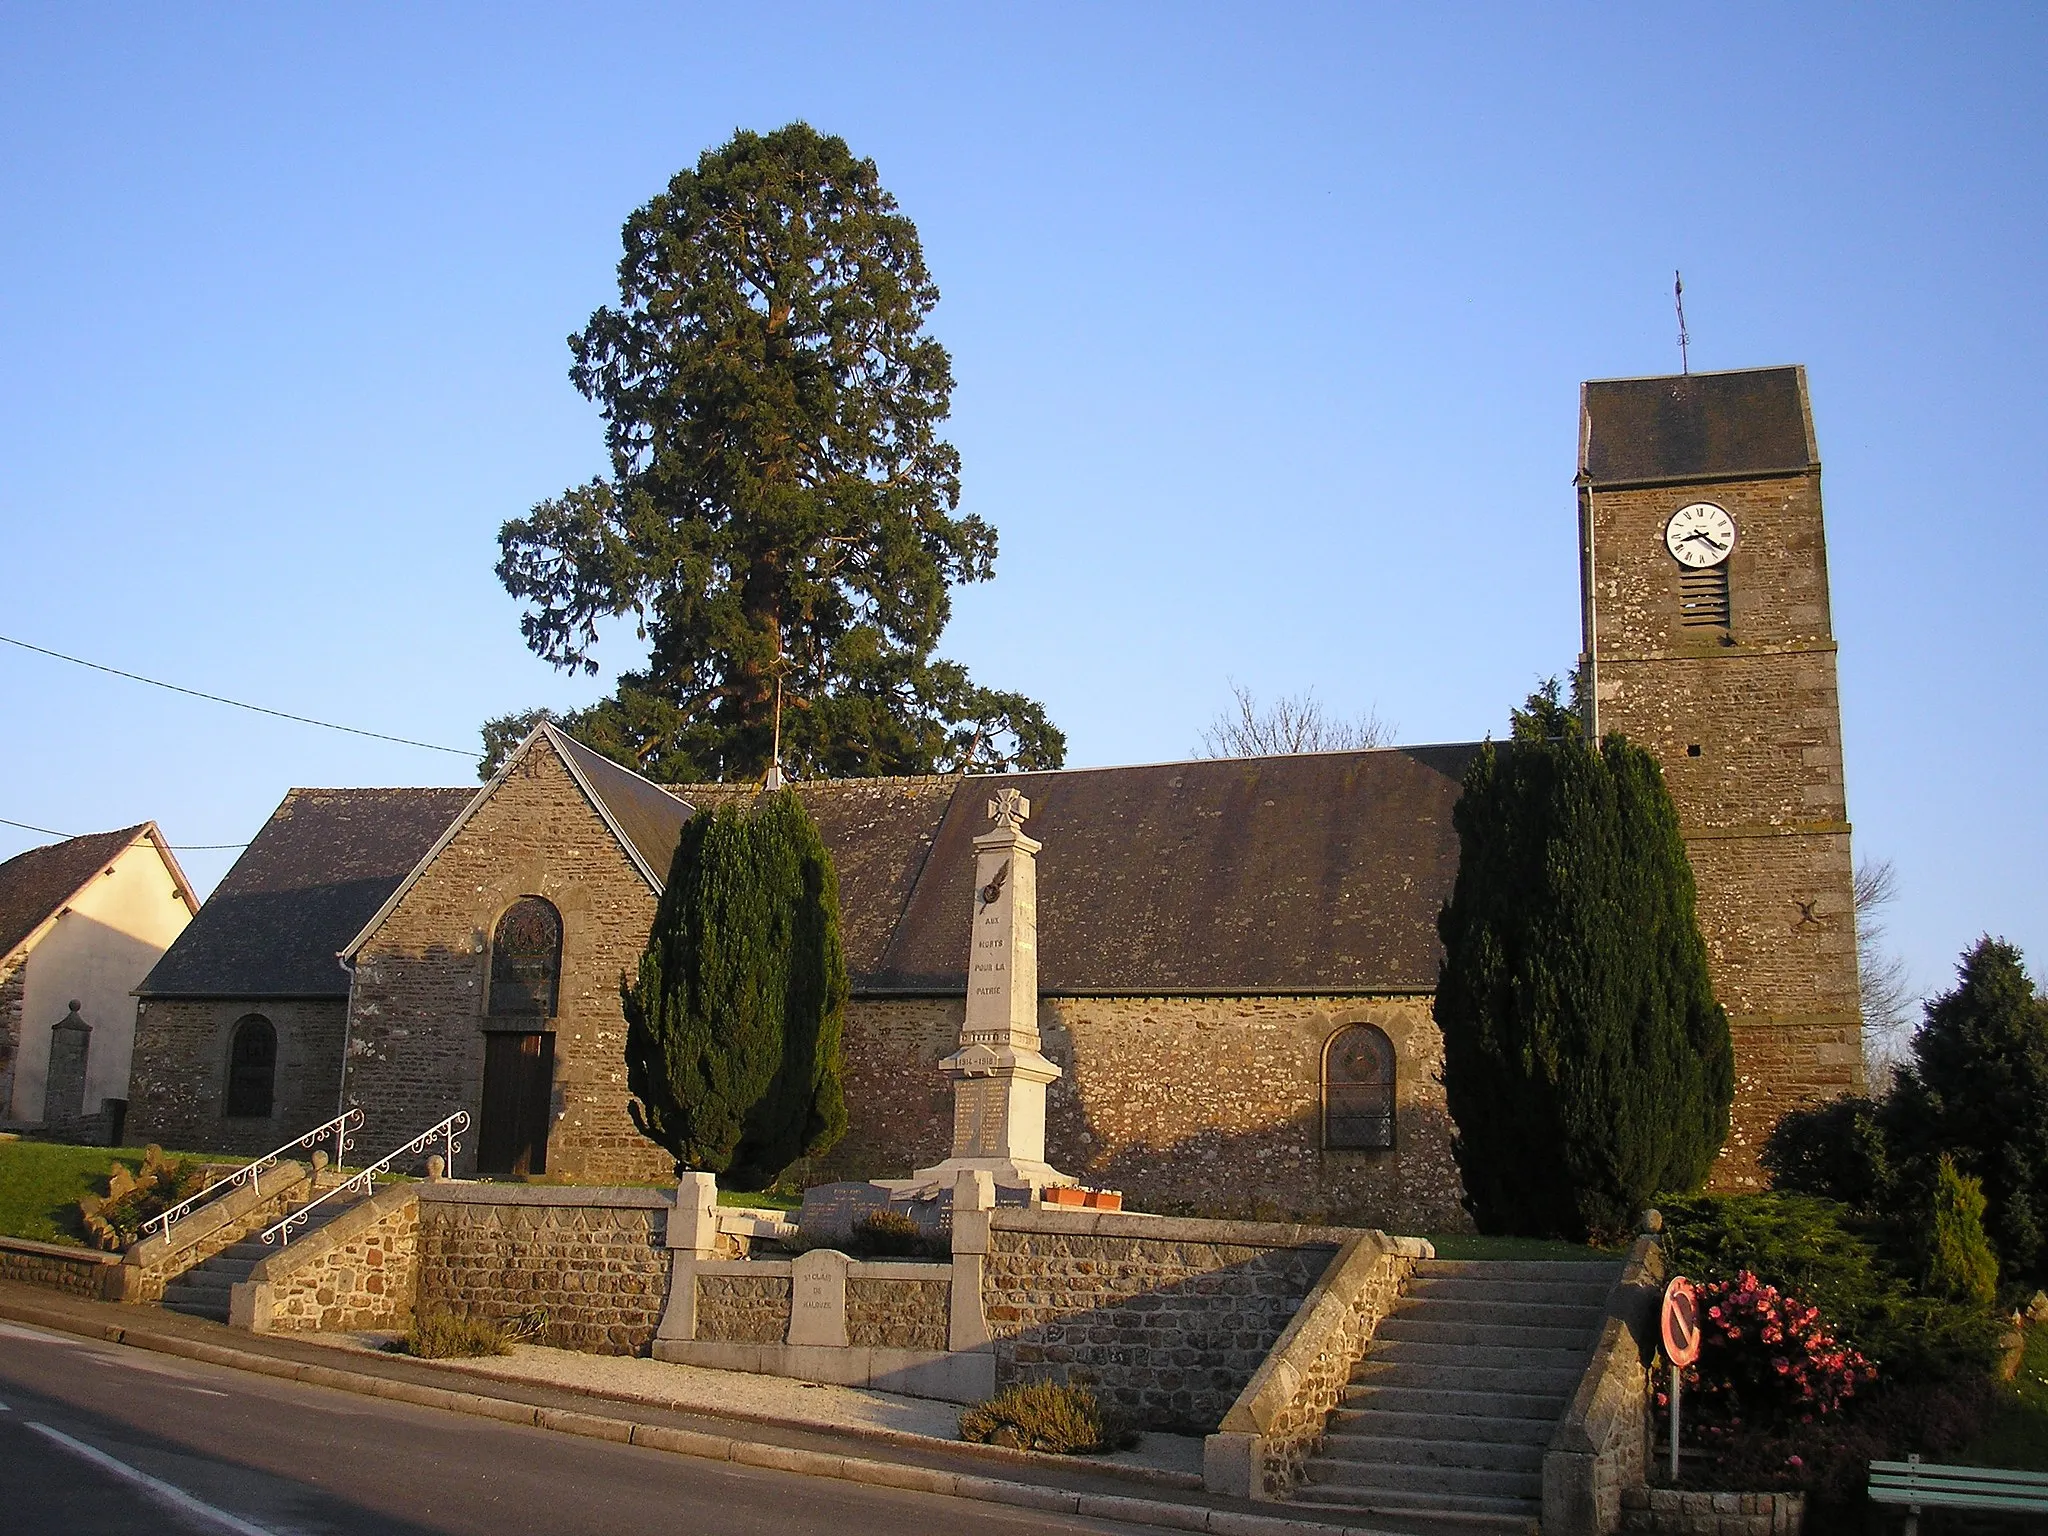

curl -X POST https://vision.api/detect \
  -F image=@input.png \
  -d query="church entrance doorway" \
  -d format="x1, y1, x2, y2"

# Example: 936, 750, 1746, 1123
479, 1031, 553, 1177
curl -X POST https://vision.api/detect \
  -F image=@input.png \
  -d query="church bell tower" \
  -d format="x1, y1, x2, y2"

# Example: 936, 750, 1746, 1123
1578, 365, 1865, 1186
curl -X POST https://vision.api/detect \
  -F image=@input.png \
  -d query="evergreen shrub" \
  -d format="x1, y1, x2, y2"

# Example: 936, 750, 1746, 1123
1660, 1193, 2003, 1385
1888, 937, 2048, 1287
624, 791, 849, 1189
959, 1381, 1136, 1454
1925, 1155, 2000, 1308
1435, 683, 1734, 1241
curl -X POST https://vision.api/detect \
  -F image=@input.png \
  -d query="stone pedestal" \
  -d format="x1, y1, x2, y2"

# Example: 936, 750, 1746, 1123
888, 789, 1069, 1195
42, 1003, 90, 1125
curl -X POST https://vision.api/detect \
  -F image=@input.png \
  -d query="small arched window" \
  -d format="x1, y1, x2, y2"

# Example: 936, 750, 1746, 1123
489, 897, 562, 1017
1324, 1023, 1395, 1151
225, 1015, 277, 1119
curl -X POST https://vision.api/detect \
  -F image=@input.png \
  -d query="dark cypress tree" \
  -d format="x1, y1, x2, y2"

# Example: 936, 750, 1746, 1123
623, 790, 848, 1187
1435, 681, 1735, 1241
1887, 937, 2048, 1285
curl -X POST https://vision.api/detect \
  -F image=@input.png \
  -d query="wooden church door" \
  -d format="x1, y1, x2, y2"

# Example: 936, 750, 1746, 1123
478, 1032, 554, 1177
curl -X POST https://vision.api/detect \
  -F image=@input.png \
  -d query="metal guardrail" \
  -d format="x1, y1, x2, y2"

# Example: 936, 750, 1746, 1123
141, 1108, 363, 1242
260, 1111, 469, 1248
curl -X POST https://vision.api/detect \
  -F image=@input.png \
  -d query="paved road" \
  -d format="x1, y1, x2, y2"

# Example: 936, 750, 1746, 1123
0, 1321, 1150, 1535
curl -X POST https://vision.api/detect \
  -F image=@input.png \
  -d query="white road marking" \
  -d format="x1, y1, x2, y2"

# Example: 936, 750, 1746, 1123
0, 1320, 83, 1344
26, 1421, 280, 1536
0, 1397, 10, 1410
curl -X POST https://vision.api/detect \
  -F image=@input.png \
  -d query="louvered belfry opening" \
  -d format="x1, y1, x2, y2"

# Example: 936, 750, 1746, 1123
1678, 564, 1731, 632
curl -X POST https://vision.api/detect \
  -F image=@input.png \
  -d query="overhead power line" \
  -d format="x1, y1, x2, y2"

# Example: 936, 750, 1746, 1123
0, 815, 247, 850
0, 633, 481, 761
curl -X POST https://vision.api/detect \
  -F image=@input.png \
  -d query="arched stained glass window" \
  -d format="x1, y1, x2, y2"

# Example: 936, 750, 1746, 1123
489, 898, 562, 1017
1323, 1023, 1395, 1151
225, 1015, 276, 1118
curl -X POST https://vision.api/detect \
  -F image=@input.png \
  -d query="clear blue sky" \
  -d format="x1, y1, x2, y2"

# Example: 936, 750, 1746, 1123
2, 5, 2042, 1009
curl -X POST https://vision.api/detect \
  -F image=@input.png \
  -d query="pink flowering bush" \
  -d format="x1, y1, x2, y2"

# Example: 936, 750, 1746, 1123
1658, 1271, 1876, 1445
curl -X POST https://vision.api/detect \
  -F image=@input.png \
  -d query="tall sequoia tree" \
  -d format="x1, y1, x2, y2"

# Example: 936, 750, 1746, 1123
491, 123, 1063, 783
623, 790, 848, 1187
1435, 680, 1735, 1242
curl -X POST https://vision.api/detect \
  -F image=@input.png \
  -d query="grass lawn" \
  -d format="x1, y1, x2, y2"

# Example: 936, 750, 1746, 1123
1961, 1324, 2048, 1471
1424, 1232, 1627, 1262
719, 1189, 798, 1210
0, 1141, 216, 1247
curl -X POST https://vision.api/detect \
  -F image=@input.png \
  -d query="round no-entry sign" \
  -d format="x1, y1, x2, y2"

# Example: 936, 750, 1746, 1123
1661, 1276, 1702, 1368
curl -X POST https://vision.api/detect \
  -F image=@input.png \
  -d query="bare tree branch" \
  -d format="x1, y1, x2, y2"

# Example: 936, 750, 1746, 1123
1195, 682, 1393, 759
1854, 856, 1920, 1089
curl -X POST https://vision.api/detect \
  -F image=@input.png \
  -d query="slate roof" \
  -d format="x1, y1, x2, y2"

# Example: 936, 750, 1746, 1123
0, 826, 153, 960
156, 738, 1474, 1001
680, 747, 1475, 994
673, 778, 957, 978
139, 788, 473, 998
862, 748, 1476, 995
549, 727, 695, 885
1581, 366, 1816, 487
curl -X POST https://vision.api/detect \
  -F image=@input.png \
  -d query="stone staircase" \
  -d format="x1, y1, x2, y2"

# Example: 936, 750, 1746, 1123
158, 1195, 362, 1323
1293, 1258, 1620, 1533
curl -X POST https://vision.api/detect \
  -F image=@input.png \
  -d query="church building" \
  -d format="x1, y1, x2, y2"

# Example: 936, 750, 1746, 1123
127, 364, 1860, 1226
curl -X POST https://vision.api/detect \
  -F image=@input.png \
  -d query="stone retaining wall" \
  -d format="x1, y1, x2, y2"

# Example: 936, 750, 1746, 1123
697, 1274, 791, 1343
236, 1187, 419, 1333
1203, 1230, 1429, 1498
983, 1208, 1345, 1433
0, 1235, 123, 1300
415, 1185, 670, 1355
1620, 1488, 1805, 1536
848, 1275, 948, 1350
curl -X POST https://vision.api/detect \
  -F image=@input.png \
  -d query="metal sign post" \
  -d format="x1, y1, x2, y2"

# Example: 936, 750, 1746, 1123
1660, 1276, 1701, 1486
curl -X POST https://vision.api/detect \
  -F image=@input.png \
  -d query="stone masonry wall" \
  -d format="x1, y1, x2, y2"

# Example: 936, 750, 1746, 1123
415, 1188, 670, 1354
1588, 467, 1863, 1189
260, 1190, 418, 1333
696, 1275, 793, 1344
0, 1236, 122, 1300
847, 1276, 948, 1350
1620, 1489, 1804, 1536
343, 744, 671, 1184
0, 959, 25, 1122
983, 1210, 1341, 1433
126, 997, 348, 1158
821, 993, 1466, 1232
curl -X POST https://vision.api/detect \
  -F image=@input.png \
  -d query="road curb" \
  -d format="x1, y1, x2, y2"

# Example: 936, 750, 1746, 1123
0, 1295, 1369, 1536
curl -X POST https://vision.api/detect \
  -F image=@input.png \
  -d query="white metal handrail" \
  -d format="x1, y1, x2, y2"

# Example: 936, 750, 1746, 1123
261, 1111, 469, 1247
142, 1108, 363, 1241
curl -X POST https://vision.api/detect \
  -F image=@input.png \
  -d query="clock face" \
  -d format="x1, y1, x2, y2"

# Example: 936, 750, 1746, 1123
1665, 502, 1736, 568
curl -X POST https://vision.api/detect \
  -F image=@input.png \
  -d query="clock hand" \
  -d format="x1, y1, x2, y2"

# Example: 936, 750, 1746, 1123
1681, 530, 1727, 550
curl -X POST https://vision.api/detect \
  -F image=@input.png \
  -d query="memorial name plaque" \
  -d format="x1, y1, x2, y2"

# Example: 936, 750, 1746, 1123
797, 1181, 890, 1244
788, 1249, 850, 1347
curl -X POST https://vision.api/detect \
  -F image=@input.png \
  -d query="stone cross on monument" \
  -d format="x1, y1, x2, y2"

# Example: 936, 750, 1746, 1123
899, 787, 1069, 1194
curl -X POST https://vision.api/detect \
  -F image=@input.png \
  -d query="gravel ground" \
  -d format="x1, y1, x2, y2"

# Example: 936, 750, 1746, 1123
305, 1331, 1205, 1480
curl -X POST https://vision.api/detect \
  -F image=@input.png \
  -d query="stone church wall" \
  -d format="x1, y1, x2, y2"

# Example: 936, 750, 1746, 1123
820, 992, 1467, 1233
341, 747, 671, 1184
125, 997, 348, 1157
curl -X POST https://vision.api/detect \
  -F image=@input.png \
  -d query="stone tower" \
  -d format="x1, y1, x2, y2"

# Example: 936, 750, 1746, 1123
1578, 365, 1864, 1187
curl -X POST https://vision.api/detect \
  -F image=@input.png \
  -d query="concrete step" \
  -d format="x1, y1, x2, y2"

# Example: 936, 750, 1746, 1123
1413, 1259, 1620, 1284
1287, 1483, 1540, 1530
1364, 1337, 1594, 1371
160, 1297, 230, 1323
1405, 1275, 1612, 1308
1394, 1297, 1606, 1331
1303, 1455, 1539, 1503
1337, 1385, 1570, 1423
1327, 1406, 1556, 1444
1376, 1317, 1599, 1351
1320, 1433, 1544, 1475
1351, 1358, 1582, 1397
